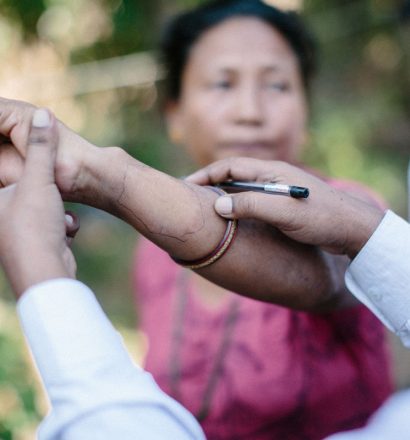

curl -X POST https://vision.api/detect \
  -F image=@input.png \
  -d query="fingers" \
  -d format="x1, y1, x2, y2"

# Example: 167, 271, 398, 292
62, 247, 77, 278
22, 108, 58, 187
214, 191, 291, 227
65, 211, 80, 237
185, 157, 284, 185
65, 211, 80, 246
0, 144, 24, 188
0, 97, 37, 155
64, 212, 79, 274
0, 184, 15, 211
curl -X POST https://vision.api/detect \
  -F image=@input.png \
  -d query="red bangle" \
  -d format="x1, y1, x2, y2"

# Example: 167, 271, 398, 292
171, 187, 238, 270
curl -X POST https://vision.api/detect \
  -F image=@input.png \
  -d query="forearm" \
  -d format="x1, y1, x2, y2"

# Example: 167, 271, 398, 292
3, 250, 69, 299
74, 146, 228, 261
198, 220, 354, 310
76, 146, 352, 310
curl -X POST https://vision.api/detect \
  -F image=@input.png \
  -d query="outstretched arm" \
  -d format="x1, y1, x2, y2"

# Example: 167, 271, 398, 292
78, 146, 354, 310
1, 108, 205, 440
0, 98, 353, 311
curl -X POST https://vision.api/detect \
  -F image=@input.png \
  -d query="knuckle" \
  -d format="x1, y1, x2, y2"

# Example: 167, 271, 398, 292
208, 158, 233, 183
28, 134, 50, 145
225, 157, 240, 179
235, 193, 258, 216
228, 156, 239, 167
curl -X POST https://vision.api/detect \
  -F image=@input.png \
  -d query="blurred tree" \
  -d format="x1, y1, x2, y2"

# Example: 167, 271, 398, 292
0, 0, 46, 40
71, 0, 161, 62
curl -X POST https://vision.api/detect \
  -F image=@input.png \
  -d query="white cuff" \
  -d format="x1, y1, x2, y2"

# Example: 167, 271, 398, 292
346, 211, 410, 347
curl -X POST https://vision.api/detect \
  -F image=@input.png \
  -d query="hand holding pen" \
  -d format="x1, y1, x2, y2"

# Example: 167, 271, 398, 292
185, 157, 384, 257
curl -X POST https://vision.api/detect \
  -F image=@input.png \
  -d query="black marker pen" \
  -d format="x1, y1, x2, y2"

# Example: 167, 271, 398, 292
216, 181, 309, 198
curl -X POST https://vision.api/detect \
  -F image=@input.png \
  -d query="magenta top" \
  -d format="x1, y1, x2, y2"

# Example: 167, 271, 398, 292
132, 178, 392, 440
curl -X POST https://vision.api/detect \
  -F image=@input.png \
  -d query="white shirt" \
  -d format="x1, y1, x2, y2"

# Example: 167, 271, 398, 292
346, 210, 410, 348
326, 210, 410, 440
17, 278, 206, 440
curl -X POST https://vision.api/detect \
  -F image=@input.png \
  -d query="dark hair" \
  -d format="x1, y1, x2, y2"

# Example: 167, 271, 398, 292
160, 0, 318, 101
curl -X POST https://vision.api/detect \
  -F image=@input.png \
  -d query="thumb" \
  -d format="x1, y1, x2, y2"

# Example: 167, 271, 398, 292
215, 192, 272, 220
214, 192, 289, 225
22, 108, 58, 187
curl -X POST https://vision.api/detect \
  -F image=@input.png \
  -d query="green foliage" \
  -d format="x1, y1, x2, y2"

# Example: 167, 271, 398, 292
0, 0, 46, 40
69, 0, 162, 63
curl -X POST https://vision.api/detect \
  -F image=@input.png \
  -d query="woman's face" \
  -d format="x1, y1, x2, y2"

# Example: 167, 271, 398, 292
166, 17, 308, 166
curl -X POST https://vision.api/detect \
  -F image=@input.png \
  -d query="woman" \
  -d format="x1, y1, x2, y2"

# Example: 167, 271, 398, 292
133, 1, 392, 439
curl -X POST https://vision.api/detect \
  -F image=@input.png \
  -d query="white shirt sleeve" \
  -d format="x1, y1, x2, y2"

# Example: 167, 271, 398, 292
17, 278, 205, 440
345, 210, 410, 347
324, 389, 410, 440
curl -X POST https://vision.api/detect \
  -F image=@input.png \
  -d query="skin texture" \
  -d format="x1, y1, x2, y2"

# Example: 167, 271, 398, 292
0, 18, 361, 311
187, 157, 384, 259
0, 17, 342, 311
0, 96, 353, 310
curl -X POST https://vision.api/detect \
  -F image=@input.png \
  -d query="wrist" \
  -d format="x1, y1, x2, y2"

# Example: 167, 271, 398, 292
6, 256, 71, 300
64, 144, 130, 211
345, 200, 384, 259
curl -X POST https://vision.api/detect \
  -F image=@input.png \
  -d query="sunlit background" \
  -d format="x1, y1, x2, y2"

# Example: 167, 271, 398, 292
0, 0, 409, 438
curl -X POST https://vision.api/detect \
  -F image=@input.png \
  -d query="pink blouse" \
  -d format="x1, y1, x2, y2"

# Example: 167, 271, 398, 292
132, 178, 392, 440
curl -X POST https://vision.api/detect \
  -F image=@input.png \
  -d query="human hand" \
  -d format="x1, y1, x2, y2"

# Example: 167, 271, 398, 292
0, 109, 79, 299
0, 97, 96, 200
186, 157, 384, 258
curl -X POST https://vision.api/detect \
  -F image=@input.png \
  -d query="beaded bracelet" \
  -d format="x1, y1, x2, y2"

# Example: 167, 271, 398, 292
171, 187, 238, 270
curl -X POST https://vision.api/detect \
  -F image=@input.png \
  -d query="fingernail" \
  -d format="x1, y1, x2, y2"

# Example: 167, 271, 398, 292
65, 214, 74, 226
215, 196, 233, 215
32, 109, 51, 128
